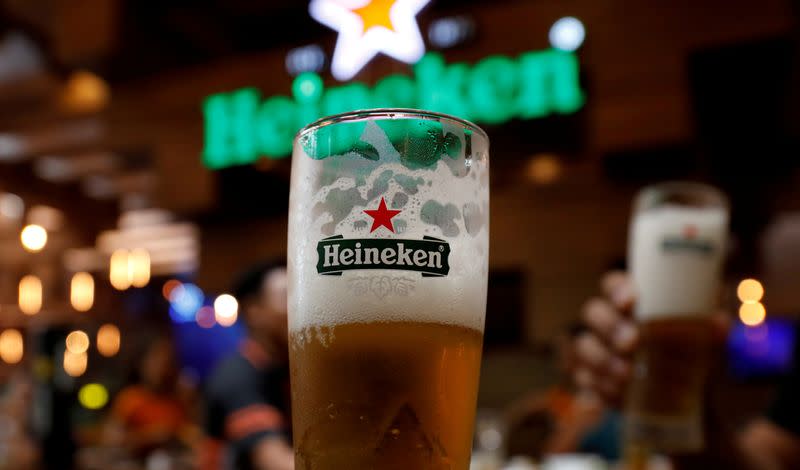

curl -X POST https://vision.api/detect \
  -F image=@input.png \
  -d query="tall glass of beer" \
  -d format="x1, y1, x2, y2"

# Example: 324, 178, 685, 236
287, 109, 490, 469
624, 182, 729, 459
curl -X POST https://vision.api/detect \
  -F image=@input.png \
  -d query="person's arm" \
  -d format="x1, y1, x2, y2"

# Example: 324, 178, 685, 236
224, 403, 293, 470
573, 271, 638, 406
573, 271, 800, 469
252, 436, 295, 470
206, 359, 294, 470
739, 419, 800, 470
741, 331, 800, 470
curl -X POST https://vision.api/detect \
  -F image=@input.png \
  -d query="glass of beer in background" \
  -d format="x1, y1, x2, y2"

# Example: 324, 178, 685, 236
624, 182, 729, 461
288, 109, 490, 469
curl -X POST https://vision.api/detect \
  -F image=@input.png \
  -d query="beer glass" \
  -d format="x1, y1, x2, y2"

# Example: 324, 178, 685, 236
287, 109, 489, 469
624, 182, 729, 458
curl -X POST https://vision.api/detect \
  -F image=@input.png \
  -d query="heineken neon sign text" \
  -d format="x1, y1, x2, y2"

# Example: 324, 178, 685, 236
202, 48, 584, 169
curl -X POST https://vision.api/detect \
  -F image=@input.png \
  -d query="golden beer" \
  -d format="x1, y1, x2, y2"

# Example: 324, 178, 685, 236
289, 110, 490, 469
290, 321, 483, 470
625, 316, 713, 453
625, 182, 729, 459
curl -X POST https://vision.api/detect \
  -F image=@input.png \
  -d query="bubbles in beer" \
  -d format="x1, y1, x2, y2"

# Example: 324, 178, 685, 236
289, 114, 489, 333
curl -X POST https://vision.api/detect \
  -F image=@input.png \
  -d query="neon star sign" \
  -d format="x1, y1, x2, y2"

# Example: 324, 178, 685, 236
310, 0, 431, 81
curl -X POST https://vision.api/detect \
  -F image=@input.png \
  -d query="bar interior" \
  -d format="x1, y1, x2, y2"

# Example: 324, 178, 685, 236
0, 0, 797, 469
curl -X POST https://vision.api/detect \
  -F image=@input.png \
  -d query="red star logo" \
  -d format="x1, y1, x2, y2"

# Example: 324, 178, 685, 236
684, 225, 698, 239
363, 197, 401, 233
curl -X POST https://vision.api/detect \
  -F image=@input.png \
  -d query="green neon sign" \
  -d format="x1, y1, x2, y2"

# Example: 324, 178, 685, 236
202, 48, 584, 169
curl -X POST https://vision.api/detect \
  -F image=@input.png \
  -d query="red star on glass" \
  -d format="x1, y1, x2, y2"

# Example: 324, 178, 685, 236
363, 197, 401, 233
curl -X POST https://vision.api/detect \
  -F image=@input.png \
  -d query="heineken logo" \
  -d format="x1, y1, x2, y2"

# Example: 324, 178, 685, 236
315, 197, 450, 277
202, 48, 584, 169
662, 226, 714, 255
363, 197, 401, 233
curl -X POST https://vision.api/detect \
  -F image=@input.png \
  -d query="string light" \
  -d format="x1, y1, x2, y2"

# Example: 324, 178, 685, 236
66, 330, 90, 354
63, 350, 87, 377
18, 275, 42, 315
70, 271, 94, 312
0, 329, 23, 364
21, 224, 47, 252
214, 294, 239, 327
96, 324, 120, 357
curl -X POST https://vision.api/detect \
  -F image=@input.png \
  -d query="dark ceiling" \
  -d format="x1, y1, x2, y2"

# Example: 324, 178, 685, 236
107, 0, 488, 81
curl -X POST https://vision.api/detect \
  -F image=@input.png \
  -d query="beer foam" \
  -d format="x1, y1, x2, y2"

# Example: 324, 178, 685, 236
288, 122, 489, 333
629, 205, 728, 321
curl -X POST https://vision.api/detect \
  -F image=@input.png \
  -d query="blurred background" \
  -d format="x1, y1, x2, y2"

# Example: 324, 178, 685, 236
0, 0, 797, 469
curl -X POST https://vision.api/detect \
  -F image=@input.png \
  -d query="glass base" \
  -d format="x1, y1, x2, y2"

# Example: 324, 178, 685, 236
624, 412, 704, 454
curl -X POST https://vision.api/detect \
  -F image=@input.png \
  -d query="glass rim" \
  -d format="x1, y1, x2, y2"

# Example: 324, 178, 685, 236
294, 108, 489, 144
635, 181, 729, 211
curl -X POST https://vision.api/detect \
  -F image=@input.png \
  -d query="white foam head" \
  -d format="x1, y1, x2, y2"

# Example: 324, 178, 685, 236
630, 205, 728, 320
288, 116, 489, 332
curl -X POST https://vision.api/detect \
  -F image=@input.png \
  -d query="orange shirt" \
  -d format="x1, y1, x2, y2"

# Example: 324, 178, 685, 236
112, 385, 189, 436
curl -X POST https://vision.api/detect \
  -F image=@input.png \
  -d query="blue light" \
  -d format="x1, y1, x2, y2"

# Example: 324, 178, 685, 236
728, 318, 796, 378
285, 44, 326, 76
428, 16, 475, 49
549, 17, 586, 52
169, 283, 204, 323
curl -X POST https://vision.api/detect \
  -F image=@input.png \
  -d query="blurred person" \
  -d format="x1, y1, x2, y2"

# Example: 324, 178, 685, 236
506, 326, 621, 461
574, 271, 800, 469
0, 371, 40, 468
106, 335, 196, 457
204, 261, 293, 470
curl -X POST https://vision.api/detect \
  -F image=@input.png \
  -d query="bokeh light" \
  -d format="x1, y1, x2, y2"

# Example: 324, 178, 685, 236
0, 329, 24, 364
64, 350, 88, 377
129, 248, 151, 288
549, 16, 586, 52
21, 224, 47, 252
526, 154, 563, 185
18, 275, 42, 315
66, 330, 90, 354
62, 70, 110, 112
70, 271, 94, 312
196, 306, 216, 329
739, 302, 766, 327
737, 278, 764, 303
214, 294, 239, 327
170, 283, 204, 321
78, 383, 109, 410
109, 249, 131, 290
162, 279, 181, 300
0, 193, 24, 219
97, 324, 121, 357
